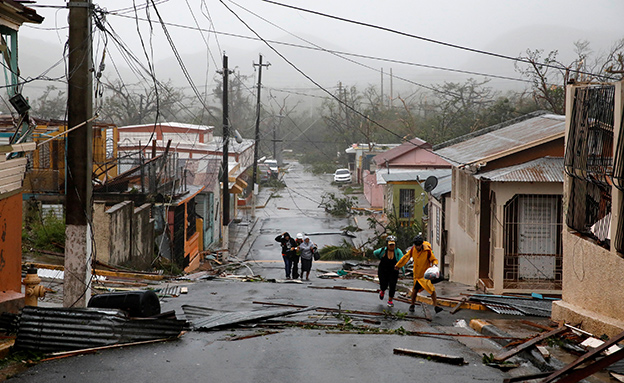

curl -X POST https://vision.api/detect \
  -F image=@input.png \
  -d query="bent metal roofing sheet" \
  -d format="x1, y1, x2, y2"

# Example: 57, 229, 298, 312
434, 113, 565, 167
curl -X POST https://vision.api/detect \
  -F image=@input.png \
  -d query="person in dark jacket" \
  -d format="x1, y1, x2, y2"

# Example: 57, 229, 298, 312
275, 232, 297, 279
373, 235, 404, 307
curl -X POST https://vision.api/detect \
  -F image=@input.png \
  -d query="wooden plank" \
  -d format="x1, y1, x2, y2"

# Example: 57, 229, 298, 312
555, 346, 624, 383
0, 157, 26, 171
450, 296, 469, 314
541, 330, 624, 383
24, 262, 169, 281
493, 326, 568, 362
0, 142, 36, 153
0, 180, 22, 194
393, 348, 465, 365
520, 320, 557, 332
0, 165, 25, 179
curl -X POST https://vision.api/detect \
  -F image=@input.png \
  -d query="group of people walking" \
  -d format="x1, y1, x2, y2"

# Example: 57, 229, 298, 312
374, 234, 442, 313
275, 232, 317, 280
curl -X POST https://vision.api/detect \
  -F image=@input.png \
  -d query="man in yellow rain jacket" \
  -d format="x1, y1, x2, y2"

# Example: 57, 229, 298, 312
394, 235, 442, 313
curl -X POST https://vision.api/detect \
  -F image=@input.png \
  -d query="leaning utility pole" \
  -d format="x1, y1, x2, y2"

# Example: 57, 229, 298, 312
220, 54, 232, 251
65, 0, 93, 307
251, 54, 270, 219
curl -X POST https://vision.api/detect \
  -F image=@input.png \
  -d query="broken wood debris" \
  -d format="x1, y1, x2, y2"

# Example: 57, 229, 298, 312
225, 331, 280, 341
541, 330, 624, 383
393, 348, 465, 365
493, 326, 567, 362
307, 285, 378, 293
185, 305, 316, 331
252, 301, 428, 321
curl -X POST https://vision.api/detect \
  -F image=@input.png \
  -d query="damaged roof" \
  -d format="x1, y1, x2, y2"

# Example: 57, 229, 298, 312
476, 157, 564, 183
434, 112, 565, 167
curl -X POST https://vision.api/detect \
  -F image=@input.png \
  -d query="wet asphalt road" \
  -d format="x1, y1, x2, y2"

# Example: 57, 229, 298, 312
9, 161, 537, 383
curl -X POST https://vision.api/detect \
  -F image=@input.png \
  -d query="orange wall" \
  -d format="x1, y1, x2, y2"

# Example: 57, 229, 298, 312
0, 193, 23, 292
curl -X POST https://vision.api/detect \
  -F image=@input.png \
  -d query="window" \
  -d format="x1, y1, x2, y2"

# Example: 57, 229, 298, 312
503, 194, 563, 290
399, 189, 415, 218
565, 85, 615, 244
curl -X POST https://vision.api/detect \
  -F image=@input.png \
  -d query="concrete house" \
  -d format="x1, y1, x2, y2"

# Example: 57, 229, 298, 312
367, 138, 451, 219
551, 81, 624, 338
434, 112, 566, 294
344, 143, 400, 184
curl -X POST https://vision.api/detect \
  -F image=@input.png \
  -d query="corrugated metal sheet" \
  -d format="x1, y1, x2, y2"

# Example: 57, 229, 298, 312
472, 296, 553, 317
15, 306, 187, 353
431, 174, 452, 199
482, 303, 525, 316
435, 114, 565, 166
187, 306, 315, 331
476, 157, 564, 183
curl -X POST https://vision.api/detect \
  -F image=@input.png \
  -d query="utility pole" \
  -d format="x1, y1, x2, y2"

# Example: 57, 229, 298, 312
252, 54, 270, 219
390, 67, 394, 109
65, 0, 93, 307
219, 54, 233, 252
380, 67, 384, 109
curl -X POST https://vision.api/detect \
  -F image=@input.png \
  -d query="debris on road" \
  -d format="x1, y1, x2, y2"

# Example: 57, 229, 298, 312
183, 305, 316, 331
14, 306, 188, 353
393, 347, 465, 365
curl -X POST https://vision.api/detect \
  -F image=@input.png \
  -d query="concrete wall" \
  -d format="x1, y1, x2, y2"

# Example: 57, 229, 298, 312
108, 201, 133, 265
93, 202, 112, 264
552, 230, 624, 338
362, 170, 384, 208
93, 201, 155, 269
131, 203, 155, 269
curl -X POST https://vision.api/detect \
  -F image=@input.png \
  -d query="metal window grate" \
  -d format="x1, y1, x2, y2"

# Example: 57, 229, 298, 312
564, 85, 615, 187
503, 194, 562, 290
567, 177, 611, 244
615, 198, 624, 254
399, 188, 415, 218
613, 108, 624, 191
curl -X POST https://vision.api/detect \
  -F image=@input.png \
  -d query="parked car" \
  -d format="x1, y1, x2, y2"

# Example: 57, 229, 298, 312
264, 160, 279, 177
333, 168, 352, 183
257, 163, 272, 183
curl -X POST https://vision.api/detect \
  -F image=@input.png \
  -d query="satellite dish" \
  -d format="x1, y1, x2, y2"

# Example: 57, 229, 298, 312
424, 176, 438, 193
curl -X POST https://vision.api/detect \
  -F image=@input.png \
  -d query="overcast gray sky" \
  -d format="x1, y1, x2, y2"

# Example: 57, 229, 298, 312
18, 0, 624, 106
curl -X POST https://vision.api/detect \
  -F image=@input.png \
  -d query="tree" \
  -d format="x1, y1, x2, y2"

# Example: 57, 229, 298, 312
31, 85, 67, 120
98, 79, 190, 126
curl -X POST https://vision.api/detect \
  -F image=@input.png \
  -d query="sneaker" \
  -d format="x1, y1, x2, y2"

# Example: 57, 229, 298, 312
379, 290, 385, 300
434, 306, 443, 313
408, 305, 415, 312
387, 299, 394, 307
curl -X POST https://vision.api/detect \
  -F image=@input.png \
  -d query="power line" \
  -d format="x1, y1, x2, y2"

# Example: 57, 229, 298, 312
262, 0, 616, 81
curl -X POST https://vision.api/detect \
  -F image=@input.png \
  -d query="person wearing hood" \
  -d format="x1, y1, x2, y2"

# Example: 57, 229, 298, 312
373, 235, 404, 307
298, 236, 317, 281
395, 235, 442, 313
275, 232, 297, 279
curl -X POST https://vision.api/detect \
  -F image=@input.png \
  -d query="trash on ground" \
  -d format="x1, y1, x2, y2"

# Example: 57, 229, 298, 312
393, 347, 465, 365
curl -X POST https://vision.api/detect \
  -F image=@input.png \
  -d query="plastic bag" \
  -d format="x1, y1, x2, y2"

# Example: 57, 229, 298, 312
313, 248, 320, 261
424, 265, 440, 280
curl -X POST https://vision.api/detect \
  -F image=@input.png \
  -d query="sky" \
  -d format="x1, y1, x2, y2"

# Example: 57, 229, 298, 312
14, 0, 624, 112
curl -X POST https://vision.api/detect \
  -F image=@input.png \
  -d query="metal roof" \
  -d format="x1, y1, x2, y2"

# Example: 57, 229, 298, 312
476, 157, 564, 183
185, 306, 315, 331
15, 306, 187, 353
434, 114, 565, 167
431, 174, 452, 199
380, 169, 452, 183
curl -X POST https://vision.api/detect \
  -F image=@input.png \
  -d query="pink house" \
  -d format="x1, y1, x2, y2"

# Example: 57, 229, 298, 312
364, 138, 451, 208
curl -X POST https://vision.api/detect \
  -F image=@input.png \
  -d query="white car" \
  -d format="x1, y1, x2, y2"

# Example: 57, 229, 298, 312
264, 160, 279, 175
333, 168, 352, 183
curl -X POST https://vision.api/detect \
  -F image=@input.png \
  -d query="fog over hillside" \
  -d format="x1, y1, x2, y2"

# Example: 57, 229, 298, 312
14, 0, 624, 114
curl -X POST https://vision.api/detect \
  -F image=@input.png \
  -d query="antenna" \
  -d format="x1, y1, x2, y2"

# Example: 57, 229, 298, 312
423, 175, 438, 193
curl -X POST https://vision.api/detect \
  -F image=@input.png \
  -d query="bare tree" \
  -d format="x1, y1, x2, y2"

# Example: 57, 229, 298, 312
98, 79, 190, 126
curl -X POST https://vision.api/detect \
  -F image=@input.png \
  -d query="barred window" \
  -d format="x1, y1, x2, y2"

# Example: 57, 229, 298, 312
399, 189, 415, 219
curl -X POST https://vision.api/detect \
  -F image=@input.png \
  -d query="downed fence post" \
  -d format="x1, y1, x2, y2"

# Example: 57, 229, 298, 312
393, 347, 465, 365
